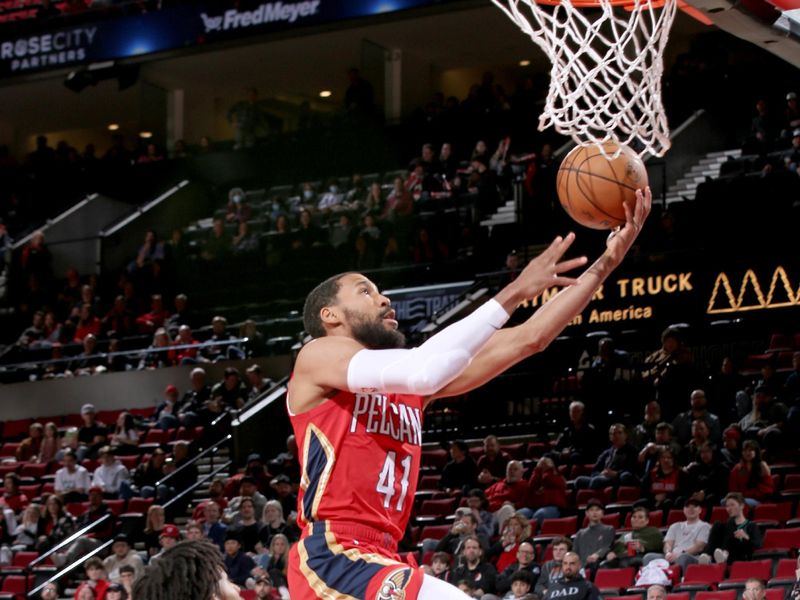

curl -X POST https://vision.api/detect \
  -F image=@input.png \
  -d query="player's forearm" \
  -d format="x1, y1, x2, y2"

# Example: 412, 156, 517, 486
522, 252, 618, 348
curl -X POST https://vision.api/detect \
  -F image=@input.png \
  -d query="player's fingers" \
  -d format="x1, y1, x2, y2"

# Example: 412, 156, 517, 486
540, 235, 563, 260
552, 276, 581, 288
555, 256, 588, 273
623, 198, 634, 226
551, 231, 576, 261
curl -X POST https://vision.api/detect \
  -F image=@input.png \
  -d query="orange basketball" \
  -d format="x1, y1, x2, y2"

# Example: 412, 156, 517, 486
556, 142, 648, 230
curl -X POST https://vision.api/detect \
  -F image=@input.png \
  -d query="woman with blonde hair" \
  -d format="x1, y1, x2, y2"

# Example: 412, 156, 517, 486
489, 512, 532, 573
143, 505, 166, 557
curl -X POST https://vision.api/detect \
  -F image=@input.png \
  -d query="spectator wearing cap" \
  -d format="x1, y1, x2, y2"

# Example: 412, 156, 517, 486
54, 450, 91, 502
246, 364, 274, 402
103, 534, 144, 583
211, 367, 247, 410
151, 523, 182, 562
253, 574, 281, 599
225, 476, 268, 525
269, 474, 297, 522
574, 424, 638, 491
225, 453, 272, 498
721, 426, 742, 468
77, 404, 108, 461
672, 389, 722, 446
202, 501, 228, 550
119, 448, 170, 503
105, 582, 128, 600
223, 530, 255, 587
572, 499, 615, 575
643, 498, 710, 570
154, 384, 183, 430
485, 460, 528, 513
92, 447, 129, 498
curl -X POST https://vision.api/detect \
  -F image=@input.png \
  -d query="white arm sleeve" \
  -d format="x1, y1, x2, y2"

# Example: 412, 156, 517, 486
346, 299, 510, 396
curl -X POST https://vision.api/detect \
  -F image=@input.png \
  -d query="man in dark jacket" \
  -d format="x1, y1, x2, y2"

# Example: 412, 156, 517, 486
491, 541, 540, 598
223, 531, 255, 587
544, 552, 602, 600
574, 424, 639, 489
448, 535, 497, 596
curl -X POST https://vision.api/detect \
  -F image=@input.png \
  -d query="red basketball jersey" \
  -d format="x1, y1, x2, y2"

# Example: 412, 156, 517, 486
288, 389, 424, 543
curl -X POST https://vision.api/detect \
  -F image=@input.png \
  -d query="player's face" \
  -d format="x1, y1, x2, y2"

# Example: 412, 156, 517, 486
337, 275, 405, 349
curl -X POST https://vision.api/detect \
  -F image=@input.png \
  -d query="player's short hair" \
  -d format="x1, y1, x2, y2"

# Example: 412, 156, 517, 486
303, 272, 355, 338
132, 540, 224, 600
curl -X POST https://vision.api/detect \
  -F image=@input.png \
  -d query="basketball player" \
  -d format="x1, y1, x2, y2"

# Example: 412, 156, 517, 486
287, 189, 651, 600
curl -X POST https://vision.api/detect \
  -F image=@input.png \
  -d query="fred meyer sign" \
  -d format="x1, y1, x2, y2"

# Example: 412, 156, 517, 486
519, 262, 799, 328
0, 0, 462, 77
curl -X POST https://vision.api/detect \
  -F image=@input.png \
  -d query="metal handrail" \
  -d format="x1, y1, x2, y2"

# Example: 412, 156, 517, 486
162, 460, 232, 511
155, 434, 231, 487
27, 539, 114, 598
237, 375, 289, 414
27, 513, 112, 570
0, 337, 248, 371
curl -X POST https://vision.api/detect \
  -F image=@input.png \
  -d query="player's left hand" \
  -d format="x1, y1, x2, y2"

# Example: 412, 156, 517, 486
606, 186, 651, 264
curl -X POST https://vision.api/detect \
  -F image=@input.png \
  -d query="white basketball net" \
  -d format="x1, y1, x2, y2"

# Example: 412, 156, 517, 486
492, 0, 677, 158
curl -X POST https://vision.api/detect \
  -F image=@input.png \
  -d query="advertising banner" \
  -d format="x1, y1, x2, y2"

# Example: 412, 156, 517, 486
0, 0, 460, 77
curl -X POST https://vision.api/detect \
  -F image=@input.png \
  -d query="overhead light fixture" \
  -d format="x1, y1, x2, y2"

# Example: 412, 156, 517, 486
108, 124, 120, 131
519, 59, 531, 66
139, 131, 153, 139
319, 90, 332, 98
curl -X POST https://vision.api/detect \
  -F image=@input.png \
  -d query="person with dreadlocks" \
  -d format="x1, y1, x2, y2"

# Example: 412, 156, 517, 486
287, 191, 651, 600
132, 539, 241, 600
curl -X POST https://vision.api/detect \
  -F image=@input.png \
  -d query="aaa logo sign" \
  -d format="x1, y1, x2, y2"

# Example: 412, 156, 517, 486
707, 266, 799, 314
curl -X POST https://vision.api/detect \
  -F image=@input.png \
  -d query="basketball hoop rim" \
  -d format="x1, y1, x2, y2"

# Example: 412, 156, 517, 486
531, 0, 671, 9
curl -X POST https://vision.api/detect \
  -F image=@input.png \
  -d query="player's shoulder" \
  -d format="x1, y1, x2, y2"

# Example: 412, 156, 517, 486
295, 336, 364, 369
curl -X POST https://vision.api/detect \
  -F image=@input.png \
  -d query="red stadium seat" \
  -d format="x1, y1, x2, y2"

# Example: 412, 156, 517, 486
784, 474, 800, 492
767, 333, 793, 352
18, 484, 41, 499
615, 486, 641, 503
239, 590, 256, 600
769, 558, 798, 586
501, 443, 527, 459
709, 506, 729, 524
575, 489, 598, 508
118, 455, 138, 470
694, 590, 737, 600
3, 420, 32, 440
417, 498, 456, 518
765, 590, 784, 600
41, 483, 54, 496
593, 567, 635, 593
1, 574, 28, 595
18, 464, 47, 479
125, 497, 154, 514
141, 429, 170, 446
420, 450, 448, 470
539, 516, 578, 537
582, 513, 621, 529
418, 524, 451, 541
128, 407, 155, 418
719, 560, 772, 589
753, 502, 793, 526
106, 499, 126, 516
417, 475, 440, 491
666, 594, 690, 600
66, 502, 88, 517
0, 444, 20, 460
678, 563, 726, 590
754, 528, 800, 557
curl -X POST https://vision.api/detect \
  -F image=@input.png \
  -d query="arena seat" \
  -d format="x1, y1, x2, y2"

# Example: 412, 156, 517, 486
538, 516, 578, 538
593, 567, 635, 594
417, 475, 440, 491
582, 513, 621, 529
769, 558, 798, 587
754, 527, 800, 558
420, 450, 448, 470
0, 574, 29, 599
19, 464, 46, 479
765, 589, 784, 600
418, 524, 450, 541
693, 590, 737, 600
416, 498, 457, 520
752, 502, 793, 527
666, 593, 690, 600
125, 497, 154, 514
718, 560, 772, 589
677, 563, 727, 591
0, 444, 19, 460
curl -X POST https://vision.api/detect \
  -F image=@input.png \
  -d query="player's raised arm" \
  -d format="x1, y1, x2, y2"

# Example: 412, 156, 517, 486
429, 187, 651, 402
289, 235, 587, 413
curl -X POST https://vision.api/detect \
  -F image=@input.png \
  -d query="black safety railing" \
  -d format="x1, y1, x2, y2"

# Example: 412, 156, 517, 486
26, 514, 112, 572
27, 538, 114, 598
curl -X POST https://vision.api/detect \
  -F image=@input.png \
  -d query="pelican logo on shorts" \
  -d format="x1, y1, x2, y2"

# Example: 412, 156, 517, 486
376, 568, 412, 600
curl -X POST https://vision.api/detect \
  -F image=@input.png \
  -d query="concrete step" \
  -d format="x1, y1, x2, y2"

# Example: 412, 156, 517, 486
706, 149, 742, 158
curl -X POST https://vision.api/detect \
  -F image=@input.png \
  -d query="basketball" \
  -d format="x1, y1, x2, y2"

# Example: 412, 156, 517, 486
556, 142, 648, 230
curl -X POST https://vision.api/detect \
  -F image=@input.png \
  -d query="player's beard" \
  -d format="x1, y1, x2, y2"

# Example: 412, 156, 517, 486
344, 308, 406, 349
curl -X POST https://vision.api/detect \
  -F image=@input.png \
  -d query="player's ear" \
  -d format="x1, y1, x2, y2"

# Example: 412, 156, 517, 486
320, 306, 340, 326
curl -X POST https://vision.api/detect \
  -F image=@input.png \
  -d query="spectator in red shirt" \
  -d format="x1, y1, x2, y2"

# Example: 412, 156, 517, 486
644, 448, 686, 511
477, 434, 511, 488
74, 303, 101, 342
136, 294, 170, 334
0, 473, 30, 517
523, 456, 567, 527
729, 440, 774, 506
170, 325, 200, 365
486, 460, 528, 512
488, 512, 532, 573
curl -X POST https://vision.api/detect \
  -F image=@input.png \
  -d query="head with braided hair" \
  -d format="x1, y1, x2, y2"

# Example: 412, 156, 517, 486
132, 539, 240, 600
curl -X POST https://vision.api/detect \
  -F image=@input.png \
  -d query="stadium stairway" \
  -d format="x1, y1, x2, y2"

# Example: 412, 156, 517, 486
665, 148, 742, 204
